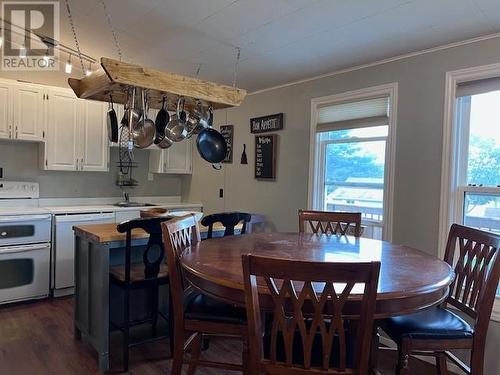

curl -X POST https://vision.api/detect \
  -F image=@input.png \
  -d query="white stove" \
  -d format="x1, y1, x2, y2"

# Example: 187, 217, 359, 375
0, 181, 51, 305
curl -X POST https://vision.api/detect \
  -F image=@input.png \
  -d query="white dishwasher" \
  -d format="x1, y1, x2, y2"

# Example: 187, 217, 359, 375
53, 212, 115, 296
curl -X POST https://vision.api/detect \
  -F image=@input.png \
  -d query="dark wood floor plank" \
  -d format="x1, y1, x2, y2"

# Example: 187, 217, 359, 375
0, 297, 447, 374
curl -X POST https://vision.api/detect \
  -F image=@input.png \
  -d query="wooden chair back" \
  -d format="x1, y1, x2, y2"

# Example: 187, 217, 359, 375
242, 255, 380, 375
116, 216, 172, 282
201, 212, 252, 239
161, 214, 201, 327
298, 209, 362, 236
443, 224, 500, 356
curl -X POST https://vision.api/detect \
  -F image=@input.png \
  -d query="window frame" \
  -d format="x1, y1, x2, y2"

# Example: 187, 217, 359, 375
440, 63, 500, 322
308, 83, 398, 242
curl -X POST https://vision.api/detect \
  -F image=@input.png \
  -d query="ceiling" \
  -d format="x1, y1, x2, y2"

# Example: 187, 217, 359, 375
57, 0, 500, 91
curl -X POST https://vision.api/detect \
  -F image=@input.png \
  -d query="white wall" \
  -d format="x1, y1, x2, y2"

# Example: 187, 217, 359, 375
183, 36, 500, 375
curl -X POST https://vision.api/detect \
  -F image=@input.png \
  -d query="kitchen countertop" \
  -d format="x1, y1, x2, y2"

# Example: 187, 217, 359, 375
46, 202, 202, 215
74, 221, 239, 243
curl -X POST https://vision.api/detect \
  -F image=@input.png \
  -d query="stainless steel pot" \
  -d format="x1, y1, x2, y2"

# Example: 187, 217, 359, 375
164, 97, 188, 142
186, 102, 212, 137
131, 88, 155, 149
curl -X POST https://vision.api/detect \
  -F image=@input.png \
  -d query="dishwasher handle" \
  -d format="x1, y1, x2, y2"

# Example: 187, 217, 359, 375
55, 212, 115, 223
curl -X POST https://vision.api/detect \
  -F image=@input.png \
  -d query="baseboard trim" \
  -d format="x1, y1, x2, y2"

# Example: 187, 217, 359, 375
379, 335, 464, 374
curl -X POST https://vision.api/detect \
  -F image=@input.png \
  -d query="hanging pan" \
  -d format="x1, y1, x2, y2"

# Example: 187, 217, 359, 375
106, 95, 118, 143
196, 127, 227, 164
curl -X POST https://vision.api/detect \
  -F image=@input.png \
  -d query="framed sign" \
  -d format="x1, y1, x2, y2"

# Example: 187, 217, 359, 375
220, 125, 234, 163
250, 113, 284, 134
255, 134, 277, 180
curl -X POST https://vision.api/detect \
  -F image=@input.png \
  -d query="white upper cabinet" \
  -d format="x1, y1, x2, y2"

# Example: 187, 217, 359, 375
12, 82, 45, 141
149, 139, 192, 174
45, 88, 79, 171
0, 82, 12, 139
43, 87, 109, 172
79, 100, 109, 171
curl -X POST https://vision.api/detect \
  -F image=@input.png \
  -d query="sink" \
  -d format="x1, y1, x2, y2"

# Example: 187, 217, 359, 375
113, 202, 157, 208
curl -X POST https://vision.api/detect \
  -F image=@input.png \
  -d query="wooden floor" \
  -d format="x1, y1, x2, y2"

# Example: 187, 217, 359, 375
0, 297, 445, 374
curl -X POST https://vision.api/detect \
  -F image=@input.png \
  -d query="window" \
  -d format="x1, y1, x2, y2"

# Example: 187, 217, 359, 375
456, 84, 500, 298
309, 85, 397, 241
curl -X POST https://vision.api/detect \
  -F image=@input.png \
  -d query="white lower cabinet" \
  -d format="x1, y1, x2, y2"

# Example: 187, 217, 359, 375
115, 210, 141, 223
149, 139, 192, 174
43, 88, 109, 171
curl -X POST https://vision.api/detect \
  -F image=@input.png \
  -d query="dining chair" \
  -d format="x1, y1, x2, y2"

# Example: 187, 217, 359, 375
379, 224, 500, 375
298, 209, 362, 236
161, 214, 248, 375
109, 216, 173, 372
200, 211, 252, 239
242, 254, 380, 375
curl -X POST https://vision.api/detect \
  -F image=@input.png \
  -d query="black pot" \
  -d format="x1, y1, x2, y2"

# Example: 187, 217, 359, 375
196, 128, 227, 163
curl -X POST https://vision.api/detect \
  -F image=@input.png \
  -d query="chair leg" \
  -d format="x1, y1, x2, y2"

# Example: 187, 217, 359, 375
436, 353, 449, 375
123, 287, 130, 373
187, 333, 202, 375
171, 327, 185, 375
168, 283, 174, 356
395, 344, 410, 375
151, 283, 159, 337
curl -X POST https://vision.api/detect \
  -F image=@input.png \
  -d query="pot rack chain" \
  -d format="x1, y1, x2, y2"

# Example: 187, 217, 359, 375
232, 47, 241, 88
64, 0, 86, 74
100, 0, 123, 61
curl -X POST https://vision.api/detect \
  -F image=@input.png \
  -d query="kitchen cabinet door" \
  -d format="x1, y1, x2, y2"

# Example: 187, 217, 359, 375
45, 89, 79, 171
0, 82, 12, 139
165, 138, 192, 174
12, 83, 45, 141
79, 100, 109, 171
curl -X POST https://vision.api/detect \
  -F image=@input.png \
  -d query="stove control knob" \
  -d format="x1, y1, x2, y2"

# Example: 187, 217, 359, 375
0, 232, 7, 237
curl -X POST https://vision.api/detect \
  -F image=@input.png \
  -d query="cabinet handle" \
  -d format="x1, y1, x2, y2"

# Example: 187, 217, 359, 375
76, 158, 79, 170
8, 125, 11, 139
81, 158, 84, 171
15, 125, 18, 139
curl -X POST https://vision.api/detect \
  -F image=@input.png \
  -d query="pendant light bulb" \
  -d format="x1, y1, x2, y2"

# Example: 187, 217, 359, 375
19, 43, 26, 58
65, 54, 72, 74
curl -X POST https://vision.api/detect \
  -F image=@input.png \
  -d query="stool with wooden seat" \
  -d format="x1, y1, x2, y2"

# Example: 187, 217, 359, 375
298, 209, 362, 236
201, 211, 252, 239
161, 214, 248, 374
109, 216, 173, 372
379, 224, 500, 375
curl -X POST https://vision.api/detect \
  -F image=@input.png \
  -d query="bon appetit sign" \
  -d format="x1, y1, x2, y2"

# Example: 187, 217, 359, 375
250, 113, 284, 134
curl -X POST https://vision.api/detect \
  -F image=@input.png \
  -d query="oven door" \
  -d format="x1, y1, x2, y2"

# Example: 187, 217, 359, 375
0, 243, 50, 304
0, 214, 51, 246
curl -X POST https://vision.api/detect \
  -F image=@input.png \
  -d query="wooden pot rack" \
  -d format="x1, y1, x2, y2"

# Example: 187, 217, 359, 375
68, 57, 246, 110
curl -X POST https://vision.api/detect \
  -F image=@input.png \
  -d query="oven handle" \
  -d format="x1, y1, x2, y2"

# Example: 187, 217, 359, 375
0, 215, 51, 223
0, 243, 50, 255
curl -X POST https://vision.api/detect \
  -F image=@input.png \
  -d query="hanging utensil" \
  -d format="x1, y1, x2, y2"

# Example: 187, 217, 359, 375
106, 95, 118, 143
240, 143, 248, 164
131, 89, 155, 149
186, 102, 212, 137
196, 127, 227, 163
154, 96, 172, 148
164, 97, 188, 142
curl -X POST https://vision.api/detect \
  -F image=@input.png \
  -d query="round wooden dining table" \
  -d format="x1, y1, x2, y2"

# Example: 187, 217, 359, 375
181, 232, 454, 318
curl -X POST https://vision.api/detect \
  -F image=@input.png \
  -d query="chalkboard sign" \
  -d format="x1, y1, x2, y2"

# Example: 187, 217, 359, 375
220, 125, 233, 163
255, 134, 277, 179
250, 113, 283, 133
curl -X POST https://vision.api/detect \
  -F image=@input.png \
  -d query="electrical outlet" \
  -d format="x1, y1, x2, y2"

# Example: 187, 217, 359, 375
0, 167, 3, 179
219, 188, 223, 198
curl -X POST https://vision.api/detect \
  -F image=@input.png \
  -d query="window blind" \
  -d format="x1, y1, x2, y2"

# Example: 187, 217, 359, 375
456, 77, 500, 98
316, 96, 389, 133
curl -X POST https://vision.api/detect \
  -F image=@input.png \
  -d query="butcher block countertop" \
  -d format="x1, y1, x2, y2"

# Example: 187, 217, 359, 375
73, 222, 241, 243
